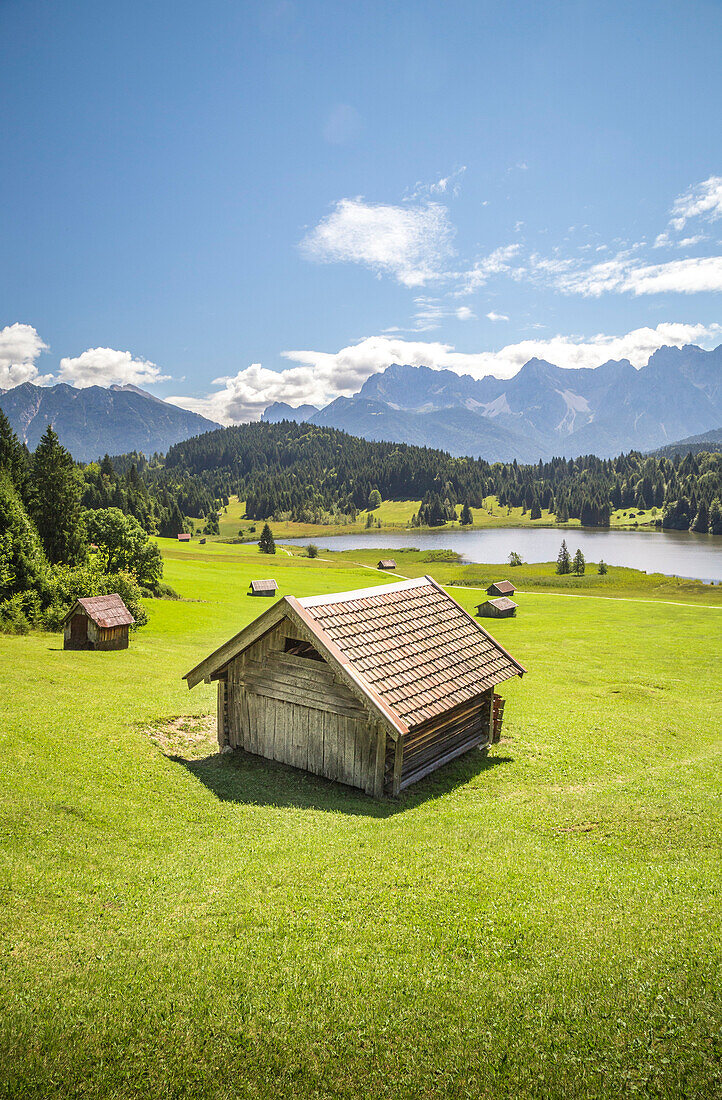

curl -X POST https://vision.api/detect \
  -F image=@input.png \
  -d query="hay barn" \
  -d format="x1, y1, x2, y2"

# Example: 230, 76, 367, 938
477, 596, 517, 619
63, 594, 134, 651
249, 579, 278, 597
377, 559, 396, 570
184, 576, 525, 796
487, 580, 516, 596
177, 533, 191, 542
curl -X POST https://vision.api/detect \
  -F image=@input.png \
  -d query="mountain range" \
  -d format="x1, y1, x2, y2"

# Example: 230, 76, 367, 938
263, 343, 722, 461
0, 382, 220, 462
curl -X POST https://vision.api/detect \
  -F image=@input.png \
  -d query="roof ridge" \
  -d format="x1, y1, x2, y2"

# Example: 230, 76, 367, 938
298, 575, 430, 607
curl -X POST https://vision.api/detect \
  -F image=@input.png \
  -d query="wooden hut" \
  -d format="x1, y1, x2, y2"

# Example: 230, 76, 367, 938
177, 533, 191, 542
249, 578, 278, 597
477, 596, 517, 619
377, 559, 396, 570
487, 579, 516, 597
63, 594, 134, 651
184, 576, 525, 797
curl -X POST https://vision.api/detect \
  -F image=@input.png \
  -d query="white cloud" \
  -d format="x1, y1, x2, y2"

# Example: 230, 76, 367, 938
300, 198, 454, 287
455, 306, 475, 321
456, 244, 520, 294
57, 347, 170, 389
486, 311, 509, 322
670, 176, 722, 232
557, 254, 722, 297
405, 166, 467, 201
167, 323, 722, 424
0, 323, 52, 389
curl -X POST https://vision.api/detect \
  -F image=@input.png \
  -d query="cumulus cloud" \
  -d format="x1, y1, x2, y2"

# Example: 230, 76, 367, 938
0, 323, 52, 389
486, 311, 509, 321
57, 347, 170, 389
670, 175, 722, 232
300, 198, 454, 287
166, 323, 722, 424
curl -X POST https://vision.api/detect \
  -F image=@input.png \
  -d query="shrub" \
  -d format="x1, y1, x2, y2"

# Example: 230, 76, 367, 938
305, 544, 319, 558
0, 595, 30, 634
43, 561, 148, 630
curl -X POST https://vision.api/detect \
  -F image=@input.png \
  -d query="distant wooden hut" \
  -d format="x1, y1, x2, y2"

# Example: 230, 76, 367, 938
184, 576, 525, 796
177, 533, 191, 542
377, 559, 396, 570
199, 537, 206, 545
477, 596, 517, 619
249, 579, 278, 597
487, 579, 516, 597
63, 594, 134, 651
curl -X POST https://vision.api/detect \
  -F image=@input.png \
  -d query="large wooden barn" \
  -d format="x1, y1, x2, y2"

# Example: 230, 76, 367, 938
184, 576, 525, 796
62, 594, 134, 650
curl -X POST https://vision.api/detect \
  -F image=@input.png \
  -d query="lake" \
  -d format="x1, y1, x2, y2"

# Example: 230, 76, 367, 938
282, 527, 722, 583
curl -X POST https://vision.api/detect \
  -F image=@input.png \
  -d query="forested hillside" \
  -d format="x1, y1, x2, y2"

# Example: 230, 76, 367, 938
153, 420, 722, 533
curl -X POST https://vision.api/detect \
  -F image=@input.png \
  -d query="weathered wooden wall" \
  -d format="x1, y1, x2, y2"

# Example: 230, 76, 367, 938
221, 620, 383, 794
387, 687, 494, 794
63, 615, 129, 651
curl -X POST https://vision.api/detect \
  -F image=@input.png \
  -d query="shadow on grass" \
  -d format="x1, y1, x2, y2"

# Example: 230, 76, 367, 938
170, 747, 512, 817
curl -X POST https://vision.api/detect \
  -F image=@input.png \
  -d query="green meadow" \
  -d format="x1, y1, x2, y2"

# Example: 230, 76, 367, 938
214, 496, 669, 540
1, 538, 720, 1098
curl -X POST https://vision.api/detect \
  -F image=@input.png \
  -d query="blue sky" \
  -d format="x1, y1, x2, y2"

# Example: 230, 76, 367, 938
1, 0, 721, 421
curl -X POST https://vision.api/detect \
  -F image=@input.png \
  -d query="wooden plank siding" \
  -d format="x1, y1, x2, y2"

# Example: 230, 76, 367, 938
394, 688, 494, 793
222, 620, 378, 792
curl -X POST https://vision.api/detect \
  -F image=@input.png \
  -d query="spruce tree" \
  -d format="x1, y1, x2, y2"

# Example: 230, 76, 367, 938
0, 410, 29, 496
708, 499, 722, 536
598, 559, 608, 575
556, 539, 571, 575
28, 426, 86, 565
258, 523, 276, 554
572, 548, 586, 575
460, 502, 473, 526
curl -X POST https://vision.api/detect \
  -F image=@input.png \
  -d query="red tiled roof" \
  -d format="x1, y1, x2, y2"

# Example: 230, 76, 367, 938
70, 594, 135, 628
489, 580, 515, 595
297, 576, 524, 728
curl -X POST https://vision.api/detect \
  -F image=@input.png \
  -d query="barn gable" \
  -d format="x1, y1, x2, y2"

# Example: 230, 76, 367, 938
184, 576, 526, 796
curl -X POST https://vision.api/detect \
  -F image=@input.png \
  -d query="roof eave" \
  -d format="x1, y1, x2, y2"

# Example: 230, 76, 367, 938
424, 575, 526, 677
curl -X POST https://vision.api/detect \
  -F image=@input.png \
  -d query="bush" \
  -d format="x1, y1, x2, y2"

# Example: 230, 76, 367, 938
305, 544, 319, 558
0, 595, 30, 634
43, 561, 148, 630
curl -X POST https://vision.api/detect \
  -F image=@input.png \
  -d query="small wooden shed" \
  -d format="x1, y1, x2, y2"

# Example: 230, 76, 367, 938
487, 580, 516, 597
377, 559, 396, 570
177, 533, 191, 542
184, 576, 525, 796
477, 596, 517, 619
249, 578, 278, 597
63, 594, 134, 651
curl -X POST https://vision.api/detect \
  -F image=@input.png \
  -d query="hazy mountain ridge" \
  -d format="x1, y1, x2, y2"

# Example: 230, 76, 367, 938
262, 343, 722, 461
0, 382, 221, 462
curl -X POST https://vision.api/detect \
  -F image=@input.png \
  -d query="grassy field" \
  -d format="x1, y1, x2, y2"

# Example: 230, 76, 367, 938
210, 496, 671, 541
1, 539, 720, 1098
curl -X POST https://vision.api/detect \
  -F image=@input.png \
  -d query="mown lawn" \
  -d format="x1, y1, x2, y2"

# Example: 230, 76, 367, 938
1, 542, 720, 1098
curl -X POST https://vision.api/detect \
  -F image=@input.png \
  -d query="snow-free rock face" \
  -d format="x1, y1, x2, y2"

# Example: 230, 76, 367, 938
262, 344, 722, 461
0, 383, 221, 461
261, 401, 319, 424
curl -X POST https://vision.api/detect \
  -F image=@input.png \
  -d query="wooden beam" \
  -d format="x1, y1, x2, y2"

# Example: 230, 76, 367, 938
391, 733, 404, 797
184, 600, 287, 689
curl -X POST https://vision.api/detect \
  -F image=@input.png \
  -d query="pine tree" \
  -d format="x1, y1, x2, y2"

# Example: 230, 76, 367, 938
598, 559, 608, 575
556, 539, 571, 575
460, 502, 473, 526
258, 523, 276, 554
708, 498, 722, 536
690, 499, 709, 533
0, 473, 49, 600
572, 548, 586, 575
0, 410, 28, 494
28, 426, 86, 565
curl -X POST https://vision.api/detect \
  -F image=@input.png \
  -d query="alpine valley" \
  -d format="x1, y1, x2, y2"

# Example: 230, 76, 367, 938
263, 343, 722, 462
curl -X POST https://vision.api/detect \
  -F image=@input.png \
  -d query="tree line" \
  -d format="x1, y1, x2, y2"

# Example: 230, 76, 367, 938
0, 413, 169, 634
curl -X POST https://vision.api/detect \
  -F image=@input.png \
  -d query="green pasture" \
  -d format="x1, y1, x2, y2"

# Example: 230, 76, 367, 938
1, 539, 720, 1098
211, 495, 674, 540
